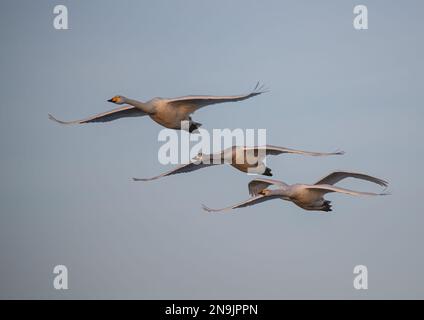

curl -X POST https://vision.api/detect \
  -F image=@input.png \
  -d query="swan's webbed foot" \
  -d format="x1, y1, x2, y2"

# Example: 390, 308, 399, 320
322, 200, 332, 212
263, 167, 273, 176
189, 122, 202, 133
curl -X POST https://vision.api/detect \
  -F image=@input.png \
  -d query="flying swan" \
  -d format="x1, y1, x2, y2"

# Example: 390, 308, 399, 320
202, 171, 389, 212
48, 83, 266, 132
132, 145, 344, 181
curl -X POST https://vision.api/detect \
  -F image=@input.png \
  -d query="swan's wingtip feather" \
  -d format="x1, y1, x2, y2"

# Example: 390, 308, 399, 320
48, 113, 72, 125
132, 177, 150, 182
48, 113, 59, 122
201, 204, 215, 213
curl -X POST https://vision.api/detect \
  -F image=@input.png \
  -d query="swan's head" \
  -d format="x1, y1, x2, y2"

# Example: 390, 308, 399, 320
258, 188, 272, 196
107, 95, 126, 105
192, 152, 203, 163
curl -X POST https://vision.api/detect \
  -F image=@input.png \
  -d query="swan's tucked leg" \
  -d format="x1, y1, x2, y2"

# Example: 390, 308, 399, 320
263, 167, 273, 176
321, 200, 332, 212
244, 163, 272, 176
189, 121, 202, 133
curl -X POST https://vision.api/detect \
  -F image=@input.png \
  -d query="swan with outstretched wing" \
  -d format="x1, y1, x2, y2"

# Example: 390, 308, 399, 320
202, 171, 389, 213
132, 145, 344, 181
49, 82, 267, 132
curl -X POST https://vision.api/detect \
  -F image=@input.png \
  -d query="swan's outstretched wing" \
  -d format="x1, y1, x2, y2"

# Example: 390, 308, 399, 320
133, 162, 215, 181
246, 145, 344, 157
202, 195, 280, 213
166, 82, 267, 110
303, 184, 389, 196
314, 171, 388, 187
248, 178, 287, 196
48, 106, 147, 124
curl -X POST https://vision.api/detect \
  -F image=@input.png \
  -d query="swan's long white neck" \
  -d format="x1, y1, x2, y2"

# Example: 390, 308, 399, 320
125, 98, 154, 113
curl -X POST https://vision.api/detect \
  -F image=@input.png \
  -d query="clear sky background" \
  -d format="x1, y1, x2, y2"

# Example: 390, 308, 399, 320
0, 0, 423, 299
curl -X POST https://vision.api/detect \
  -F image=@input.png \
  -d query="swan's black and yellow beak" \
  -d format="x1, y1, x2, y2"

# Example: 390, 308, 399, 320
107, 98, 116, 103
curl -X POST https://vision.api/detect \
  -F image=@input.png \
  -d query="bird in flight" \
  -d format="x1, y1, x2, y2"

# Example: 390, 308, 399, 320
132, 145, 344, 181
48, 83, 266, 132
202, 171, 389, 213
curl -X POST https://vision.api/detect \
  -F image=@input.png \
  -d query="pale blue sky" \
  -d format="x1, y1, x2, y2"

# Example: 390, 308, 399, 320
0, 0, 423, 298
